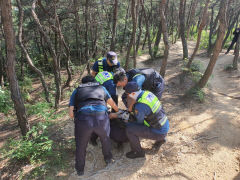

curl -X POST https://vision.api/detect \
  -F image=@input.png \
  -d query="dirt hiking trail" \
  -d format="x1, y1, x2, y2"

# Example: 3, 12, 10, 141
65, 41, 240, 180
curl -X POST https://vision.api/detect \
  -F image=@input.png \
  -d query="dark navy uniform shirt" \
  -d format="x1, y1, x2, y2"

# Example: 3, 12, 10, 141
69, 86, 111, 113
92, 58, 120, 73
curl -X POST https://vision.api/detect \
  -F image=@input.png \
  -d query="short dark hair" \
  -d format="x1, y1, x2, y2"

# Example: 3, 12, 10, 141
81, 75, 96, 83
113, 71, 126, 84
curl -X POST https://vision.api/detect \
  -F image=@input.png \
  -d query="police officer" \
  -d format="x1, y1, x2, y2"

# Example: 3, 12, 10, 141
91, 51, 120, 77
113, 68, 165, 111
225, 25, 240, 54
95, 71, 118, 105
123, 82, 169, 159
69, 75, 119, 176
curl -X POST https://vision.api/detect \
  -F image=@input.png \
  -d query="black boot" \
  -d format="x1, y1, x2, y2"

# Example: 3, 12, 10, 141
126, 151, 145, 159
76, 170, 84, 176
105, 158, 115, 165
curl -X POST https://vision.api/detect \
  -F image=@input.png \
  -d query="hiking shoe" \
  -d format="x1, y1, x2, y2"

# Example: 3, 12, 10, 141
126, 151, 145, 159
76, 170, 84, 176
105, 158, 115, 165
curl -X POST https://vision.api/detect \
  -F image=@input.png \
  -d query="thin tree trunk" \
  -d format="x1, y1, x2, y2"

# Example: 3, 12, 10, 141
179, 0, 188, 59
125, 0, 137, 70
84, 0, 90, 74
31, 0, 61, 109
186, 0, 198, 39
136, 8, 143, 53
141, 0, 153, 60
159, 0, 169, 78
54, 13, 72, 89
187, 0, 210, 68
16, 0, 50, 103
120, 4, 130, 53
196, 0, 228, 89
153, 22, 162, 59
0, 0, 29, 136
110, 0, 118, 51
233, 37, 239, 70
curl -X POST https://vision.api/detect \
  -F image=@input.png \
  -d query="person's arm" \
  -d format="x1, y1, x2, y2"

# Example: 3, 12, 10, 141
91, 62, 98, 77
69, 106, 74, 118
134, 104, 151, 124
107, 98, 119, 112
91, 70, 97, 77
127, 95, 136, 112
102, 86, 119, 112
68, 89, 77, 118
132, 74, 145, 89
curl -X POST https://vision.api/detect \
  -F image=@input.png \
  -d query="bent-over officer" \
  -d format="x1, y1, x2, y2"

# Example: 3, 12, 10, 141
123, 82, 169, 159
69, 75, 118, 176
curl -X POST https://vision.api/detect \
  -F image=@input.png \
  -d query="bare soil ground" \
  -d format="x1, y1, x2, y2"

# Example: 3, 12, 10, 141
1, 41, 240, 180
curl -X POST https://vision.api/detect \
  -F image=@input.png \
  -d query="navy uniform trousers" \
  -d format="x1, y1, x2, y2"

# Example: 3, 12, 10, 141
126, 122, 166, 153
74, 111, 112, 172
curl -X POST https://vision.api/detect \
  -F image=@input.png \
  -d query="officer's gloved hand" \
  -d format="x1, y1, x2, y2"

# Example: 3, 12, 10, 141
117, 109, 130, 122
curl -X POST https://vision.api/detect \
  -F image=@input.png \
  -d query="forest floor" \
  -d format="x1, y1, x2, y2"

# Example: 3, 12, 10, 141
1, 41, 240, 180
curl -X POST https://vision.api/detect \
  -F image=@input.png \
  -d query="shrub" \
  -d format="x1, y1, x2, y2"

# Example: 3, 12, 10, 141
224, 64, 234, 71
0, 86, 13, 114
5, 122, 53, 163
187, 87, 205, 102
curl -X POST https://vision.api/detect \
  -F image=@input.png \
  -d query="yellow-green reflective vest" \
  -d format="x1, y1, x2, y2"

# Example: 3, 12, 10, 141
95, 71, 113, 84
98, 59, 104, 72
137, 91, 166, 127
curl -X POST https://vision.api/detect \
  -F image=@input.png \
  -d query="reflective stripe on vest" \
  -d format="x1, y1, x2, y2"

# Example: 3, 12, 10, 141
98, 59, 104, 72
133, 73, 142, 79
138, 91, 167, 127
95, 71, 113, 84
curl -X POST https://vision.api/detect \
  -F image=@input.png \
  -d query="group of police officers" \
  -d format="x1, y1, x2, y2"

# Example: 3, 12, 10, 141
69, 51, 170, 176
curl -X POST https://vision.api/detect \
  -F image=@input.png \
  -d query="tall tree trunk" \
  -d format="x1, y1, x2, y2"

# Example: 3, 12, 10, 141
136, 8, 143, 53
0, 48, 5, 87
110, 0, 118, 51
0, 0, 29, 136
16, 0, 50, 103
153, 22, 162, 59
141, 0, 153, 60
31, 0, 61, 109
179, 0, 188, 59
73, 0, 80, 61
84, 0, 90, 74
187, 0, 210, 68
54, 13, 72, 89
207, 2, 219, 57
233, 37, 239, 70
124, 0, 137, 70
120, 3, 130, 53
186, 0, 198, 39
196, 0, 228, 89
159, 0, 169, 78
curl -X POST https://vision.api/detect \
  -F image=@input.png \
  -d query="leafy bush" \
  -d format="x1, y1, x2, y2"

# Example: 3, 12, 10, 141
187, 87, 205, 102
190, 60, 204, 72
224, 64, 234, 71
0, 86, 13, 114
26, 102, 52, 116
5, 122, 53, 163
